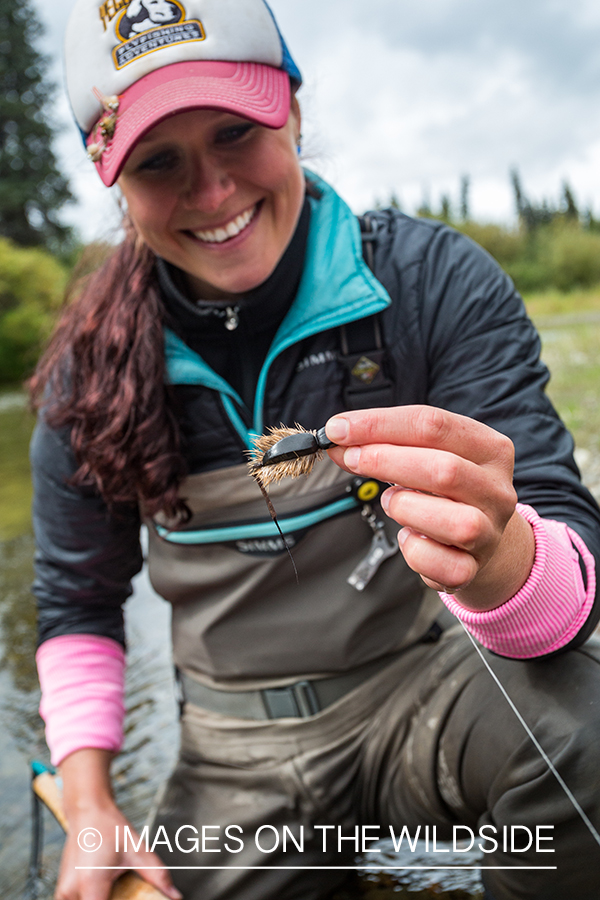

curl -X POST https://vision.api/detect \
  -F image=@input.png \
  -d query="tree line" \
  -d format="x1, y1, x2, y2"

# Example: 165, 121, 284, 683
379, 172, 600, 295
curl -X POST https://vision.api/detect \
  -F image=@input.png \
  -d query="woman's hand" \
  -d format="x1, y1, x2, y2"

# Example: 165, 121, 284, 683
56, 804, 181, 900
325, 405, 535, 612
57, 749, 181, 900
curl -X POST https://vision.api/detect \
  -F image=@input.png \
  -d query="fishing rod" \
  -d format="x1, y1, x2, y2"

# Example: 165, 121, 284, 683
26, 761, 169, 900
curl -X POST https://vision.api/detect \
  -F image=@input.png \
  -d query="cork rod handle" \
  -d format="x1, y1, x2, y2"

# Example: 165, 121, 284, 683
32, 770, 170, 900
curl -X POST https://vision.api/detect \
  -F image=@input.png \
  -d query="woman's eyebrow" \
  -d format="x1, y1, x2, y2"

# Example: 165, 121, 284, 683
136, 133, 168, 146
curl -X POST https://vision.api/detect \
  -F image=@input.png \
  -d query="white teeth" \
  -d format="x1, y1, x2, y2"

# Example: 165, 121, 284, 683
193, 205, 257, 244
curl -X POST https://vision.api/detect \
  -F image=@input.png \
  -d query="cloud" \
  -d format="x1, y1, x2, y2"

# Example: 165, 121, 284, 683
269, 0, 600, 218
276, 0, 600, 101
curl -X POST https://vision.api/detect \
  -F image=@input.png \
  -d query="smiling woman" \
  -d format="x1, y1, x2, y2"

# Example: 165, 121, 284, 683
118, 105, 304, 297
25, 1, 600, 900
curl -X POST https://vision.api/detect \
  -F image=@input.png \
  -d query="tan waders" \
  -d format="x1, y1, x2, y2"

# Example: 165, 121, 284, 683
151, 627, 600, 900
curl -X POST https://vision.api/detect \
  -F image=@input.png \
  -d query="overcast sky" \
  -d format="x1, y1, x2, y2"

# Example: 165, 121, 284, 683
31, 0, 600, 242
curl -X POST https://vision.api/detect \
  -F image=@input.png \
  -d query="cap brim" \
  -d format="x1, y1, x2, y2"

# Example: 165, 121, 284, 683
88, 60, 291, 186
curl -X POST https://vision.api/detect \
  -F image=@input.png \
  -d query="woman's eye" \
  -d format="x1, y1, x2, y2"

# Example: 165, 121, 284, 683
136, 149, 181, 173
215, 123, 254, 146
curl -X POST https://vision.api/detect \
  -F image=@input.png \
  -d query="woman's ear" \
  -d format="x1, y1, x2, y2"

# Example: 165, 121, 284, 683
121, 208, 147, 255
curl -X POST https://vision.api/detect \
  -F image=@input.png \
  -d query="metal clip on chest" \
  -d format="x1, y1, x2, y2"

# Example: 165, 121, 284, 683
346, 478, 399, 591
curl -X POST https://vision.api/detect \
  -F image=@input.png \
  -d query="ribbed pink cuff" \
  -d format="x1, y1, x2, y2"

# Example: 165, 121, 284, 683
439, 503, 596, 659
36, 634, 126, 766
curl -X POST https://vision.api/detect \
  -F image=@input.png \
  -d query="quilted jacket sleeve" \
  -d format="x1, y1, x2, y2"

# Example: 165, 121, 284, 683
415, 223, 600, 649
31, 416, 143, 647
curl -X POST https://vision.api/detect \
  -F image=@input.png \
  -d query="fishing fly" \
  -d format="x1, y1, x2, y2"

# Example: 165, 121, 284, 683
247, 424, 337, 582
87, 89, 120, 162
248, 423, 337, 485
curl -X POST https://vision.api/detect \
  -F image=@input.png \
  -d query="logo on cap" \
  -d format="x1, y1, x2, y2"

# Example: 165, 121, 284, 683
99, 0, 206, 70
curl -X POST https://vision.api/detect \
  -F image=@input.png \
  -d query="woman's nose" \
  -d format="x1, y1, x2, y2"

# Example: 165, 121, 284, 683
183, 156, 236, 213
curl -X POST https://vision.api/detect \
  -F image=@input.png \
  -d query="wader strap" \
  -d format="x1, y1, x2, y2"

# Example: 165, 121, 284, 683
177, 624, 442, 720
178, 650, 403, 720
339, 215, 395, 410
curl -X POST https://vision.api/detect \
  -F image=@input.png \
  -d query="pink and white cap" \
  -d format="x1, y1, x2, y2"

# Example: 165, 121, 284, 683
64, 0, 302, 185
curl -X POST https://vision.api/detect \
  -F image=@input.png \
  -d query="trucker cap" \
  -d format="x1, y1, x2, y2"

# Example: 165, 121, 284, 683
64, 0, 302, 185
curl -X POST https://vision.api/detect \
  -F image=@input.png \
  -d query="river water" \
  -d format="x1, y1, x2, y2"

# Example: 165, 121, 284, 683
0, 535, 181, 898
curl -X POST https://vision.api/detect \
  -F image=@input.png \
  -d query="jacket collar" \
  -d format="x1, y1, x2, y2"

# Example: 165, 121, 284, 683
269, 170, 391, 349
164, 172, 392, 437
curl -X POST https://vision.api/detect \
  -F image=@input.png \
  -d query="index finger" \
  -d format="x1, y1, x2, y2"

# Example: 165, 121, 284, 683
325, 405, 513, 470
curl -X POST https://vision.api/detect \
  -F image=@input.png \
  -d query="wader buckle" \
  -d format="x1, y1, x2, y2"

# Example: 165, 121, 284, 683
262, 680, 320, 718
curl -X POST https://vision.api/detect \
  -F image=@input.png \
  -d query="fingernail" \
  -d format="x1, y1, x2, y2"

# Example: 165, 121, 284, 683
380, 488, 393, 513
344, 446, 361, 470
398, 527, 410, 548
326, 416, 349, 442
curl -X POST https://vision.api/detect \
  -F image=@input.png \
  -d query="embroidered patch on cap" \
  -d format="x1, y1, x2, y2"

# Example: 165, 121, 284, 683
351, 356, 381, 384
67, 0, 301, 139
100, 0, 206, 69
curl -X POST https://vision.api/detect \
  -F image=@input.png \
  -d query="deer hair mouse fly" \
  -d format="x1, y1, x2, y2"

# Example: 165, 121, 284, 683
247, 424, 337, 583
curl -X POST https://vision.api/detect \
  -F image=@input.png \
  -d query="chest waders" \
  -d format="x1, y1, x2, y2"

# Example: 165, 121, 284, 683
153, 177, 443, 699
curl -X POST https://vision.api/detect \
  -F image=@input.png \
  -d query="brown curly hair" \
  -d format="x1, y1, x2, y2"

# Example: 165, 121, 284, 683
29, 222, 188, 519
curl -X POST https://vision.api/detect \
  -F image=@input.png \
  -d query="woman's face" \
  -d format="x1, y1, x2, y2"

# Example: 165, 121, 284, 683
118, 103, 304, 300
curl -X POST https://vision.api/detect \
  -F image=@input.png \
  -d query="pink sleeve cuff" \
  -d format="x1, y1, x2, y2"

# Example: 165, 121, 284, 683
36, 634, 126, 766
439, 503, 596, 659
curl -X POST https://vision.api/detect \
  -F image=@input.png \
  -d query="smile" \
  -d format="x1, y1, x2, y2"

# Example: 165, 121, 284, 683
191, 204, 259, 244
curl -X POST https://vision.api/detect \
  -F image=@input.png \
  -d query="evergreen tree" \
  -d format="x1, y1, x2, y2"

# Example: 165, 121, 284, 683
510, 168, 525, 219
439, 193, 451, 222
510, 168, 556, 231
584, 206, 600, 232
459, 175, 470, 221
561, 181, 579, 222
0, 0, 73, 249
416, 188, 432, 218
388, 191, 402, 211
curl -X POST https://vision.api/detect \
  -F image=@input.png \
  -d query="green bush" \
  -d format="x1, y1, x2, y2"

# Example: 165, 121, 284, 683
0, 237, 68, 383
455, 219, 600, 294
504, 259, 552, 293
543, 224, 600, 291
457, 222, 525, 267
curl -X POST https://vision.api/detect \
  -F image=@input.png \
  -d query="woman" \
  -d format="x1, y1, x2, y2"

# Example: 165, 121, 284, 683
31, 0, 600, 898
